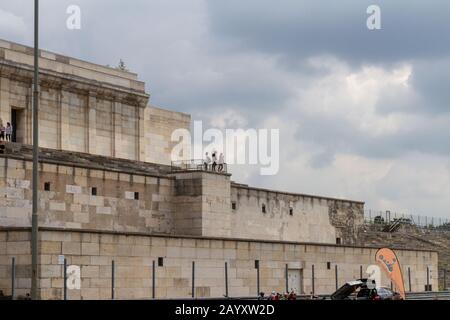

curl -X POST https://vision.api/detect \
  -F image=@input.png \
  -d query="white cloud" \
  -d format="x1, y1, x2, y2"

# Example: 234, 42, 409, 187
296, 60, 414, 136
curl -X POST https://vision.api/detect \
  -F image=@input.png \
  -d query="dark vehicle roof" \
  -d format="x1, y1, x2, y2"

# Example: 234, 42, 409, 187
330, 279, 375, 300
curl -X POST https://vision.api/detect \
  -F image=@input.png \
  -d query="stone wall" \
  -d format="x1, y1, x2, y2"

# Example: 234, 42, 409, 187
0, 229, 438, 299
0, 230, 31, 298
172, 171, 231, 237
170, 172, 364, 244
0, 155, 175, 234
144, 106, 191, 165
231, 185, 364, 244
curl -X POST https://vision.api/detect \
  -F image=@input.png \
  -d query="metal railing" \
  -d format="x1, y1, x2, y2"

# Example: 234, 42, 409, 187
364, 210, 450, 230
171, 159, 228, 174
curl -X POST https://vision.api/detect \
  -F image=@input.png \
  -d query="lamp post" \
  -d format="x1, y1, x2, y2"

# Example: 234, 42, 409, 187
31, 0, 40, 300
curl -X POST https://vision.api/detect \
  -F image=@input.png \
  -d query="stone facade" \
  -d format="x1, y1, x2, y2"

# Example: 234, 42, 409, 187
0, 38, 440, 299
0, 39, 190, 165
0, 229, 438, 300
0, 145, 365, 245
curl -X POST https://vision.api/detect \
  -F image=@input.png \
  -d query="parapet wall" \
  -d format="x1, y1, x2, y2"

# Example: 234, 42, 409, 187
231, 185, 365, 244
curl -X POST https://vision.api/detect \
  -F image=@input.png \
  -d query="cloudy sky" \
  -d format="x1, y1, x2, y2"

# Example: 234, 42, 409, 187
1, 0, 450, 219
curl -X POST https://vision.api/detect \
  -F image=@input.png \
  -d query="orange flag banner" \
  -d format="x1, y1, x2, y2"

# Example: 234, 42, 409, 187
375, 248, 406, 300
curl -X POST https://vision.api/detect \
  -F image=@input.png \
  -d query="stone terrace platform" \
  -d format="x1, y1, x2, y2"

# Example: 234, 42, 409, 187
0, 142, 172, 177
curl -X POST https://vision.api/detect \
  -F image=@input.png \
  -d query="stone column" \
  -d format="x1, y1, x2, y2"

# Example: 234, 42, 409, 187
25, 84, 32, 144
0, 76, 10, 126
87, 93, 97, 154
60, 89, 70, 150
112, 100, 122, 158
56, 88, 62, 148
138, 105, 145, 161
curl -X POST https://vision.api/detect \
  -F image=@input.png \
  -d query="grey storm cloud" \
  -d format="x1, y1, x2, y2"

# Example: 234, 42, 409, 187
207, 0, 450, 65
409, 59, 450, 114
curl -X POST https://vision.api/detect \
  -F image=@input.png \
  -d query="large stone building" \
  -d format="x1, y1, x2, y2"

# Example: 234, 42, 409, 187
0, 39, 438, 299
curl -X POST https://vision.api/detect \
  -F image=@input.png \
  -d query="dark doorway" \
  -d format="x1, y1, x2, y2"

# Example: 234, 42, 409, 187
11, 109, 17, 142
11, 109, 24, 143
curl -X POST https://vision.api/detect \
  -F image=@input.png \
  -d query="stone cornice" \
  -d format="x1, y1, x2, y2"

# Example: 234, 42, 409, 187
0, 59, 149, 107
231, 182, 365, 205
0, 226, 438, 253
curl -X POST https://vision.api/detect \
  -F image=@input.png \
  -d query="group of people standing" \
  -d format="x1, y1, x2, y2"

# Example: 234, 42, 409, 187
203, 151, 225, 172
0, 121, 12, 141
259, 291, 298, 300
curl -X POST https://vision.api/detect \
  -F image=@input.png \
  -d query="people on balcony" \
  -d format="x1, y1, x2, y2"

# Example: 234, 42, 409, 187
0, 123, 4, 141
211, 151, 217, 171
218, 153, 224, 172
5, 123, 12, 141
203, 152, 211, 171
202, 151, 225, 172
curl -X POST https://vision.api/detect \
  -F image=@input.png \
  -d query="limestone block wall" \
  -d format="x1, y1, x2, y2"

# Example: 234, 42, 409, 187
328, 200, 365, 244
170, 172, 364, 244
0, 231, 31, 298
0, 157, 175, 234
0, 229, 438, 299
144, 106, 191, 165
95, 98, 114, 156
230, 185, 365, 245
172, 172, 231, 237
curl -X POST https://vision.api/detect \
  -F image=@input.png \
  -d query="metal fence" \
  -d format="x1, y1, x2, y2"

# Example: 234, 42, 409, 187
364, 210, 450, 230
171, 159, 228, 174
1, 257, 448, 300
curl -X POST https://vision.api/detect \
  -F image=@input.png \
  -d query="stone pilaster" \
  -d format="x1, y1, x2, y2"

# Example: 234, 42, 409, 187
112, 101, 122, 158
87, 93, 97, 154
25, 84, 32, 144
138, 106, 145, 161
60, 90, 70, 150
0, 77, 10, 126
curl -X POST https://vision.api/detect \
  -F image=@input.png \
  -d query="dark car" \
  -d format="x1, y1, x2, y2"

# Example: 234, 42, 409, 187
376, 287, 402, 300
330, 279, 402, 300
330, 279, 373, 300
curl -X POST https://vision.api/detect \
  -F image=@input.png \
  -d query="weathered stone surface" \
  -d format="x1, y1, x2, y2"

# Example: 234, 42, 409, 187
0, 38, 440, 301
0, 230, 439, 300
